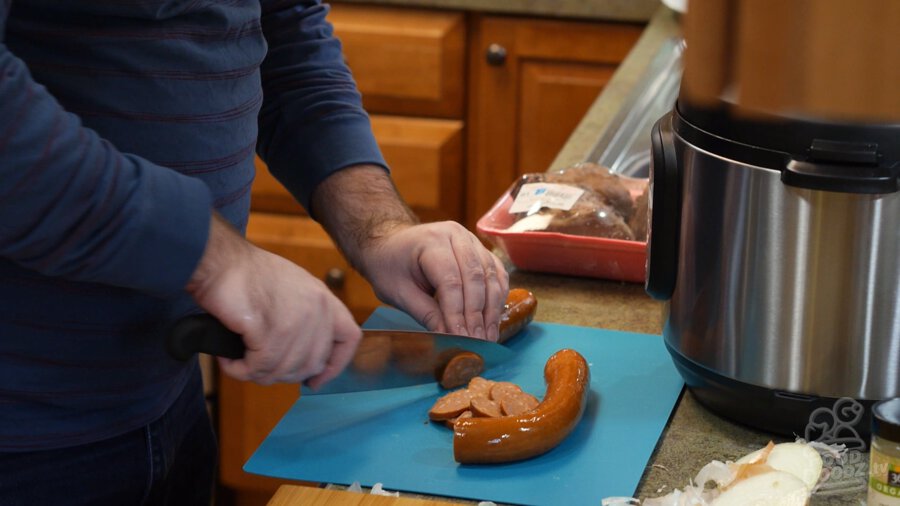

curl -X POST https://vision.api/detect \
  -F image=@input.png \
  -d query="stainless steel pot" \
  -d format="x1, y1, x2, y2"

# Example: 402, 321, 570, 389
647, 103, 900, 441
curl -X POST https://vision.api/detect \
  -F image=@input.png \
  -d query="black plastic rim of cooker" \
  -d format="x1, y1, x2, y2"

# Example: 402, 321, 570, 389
675, 100, 900, 194
666, 339, 877, 448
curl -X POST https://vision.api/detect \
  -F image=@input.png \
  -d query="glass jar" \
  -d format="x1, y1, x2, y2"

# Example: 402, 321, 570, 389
869, 398, 900, 506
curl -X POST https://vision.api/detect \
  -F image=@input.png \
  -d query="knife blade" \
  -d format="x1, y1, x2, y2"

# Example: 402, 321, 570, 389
167, 313, 514, 394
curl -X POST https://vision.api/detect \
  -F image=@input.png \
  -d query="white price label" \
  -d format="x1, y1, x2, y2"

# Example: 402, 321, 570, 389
508, 183, 584, 214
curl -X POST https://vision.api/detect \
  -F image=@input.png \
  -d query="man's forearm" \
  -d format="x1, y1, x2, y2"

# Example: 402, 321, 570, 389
185, 213, 251, 297
310, 164, 419, 277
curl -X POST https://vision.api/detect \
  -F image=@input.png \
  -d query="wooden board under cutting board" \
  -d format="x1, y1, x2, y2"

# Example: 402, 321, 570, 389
268, 485, 462, 506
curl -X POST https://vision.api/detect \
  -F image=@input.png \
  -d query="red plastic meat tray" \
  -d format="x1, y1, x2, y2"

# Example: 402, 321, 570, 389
476, 191, 648, 283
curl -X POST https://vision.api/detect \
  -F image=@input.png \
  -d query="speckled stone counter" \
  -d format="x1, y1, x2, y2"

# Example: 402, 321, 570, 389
333, 0, 659, 22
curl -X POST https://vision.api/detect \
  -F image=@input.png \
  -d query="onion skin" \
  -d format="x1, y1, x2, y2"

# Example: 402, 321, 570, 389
453, 348, 590, 464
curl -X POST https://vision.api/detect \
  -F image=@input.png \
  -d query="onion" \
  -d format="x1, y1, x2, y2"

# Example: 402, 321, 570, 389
693, 460, 736, 489
710, 471, 809, 506
736, 442, 822, 491
641, 441, 824, 506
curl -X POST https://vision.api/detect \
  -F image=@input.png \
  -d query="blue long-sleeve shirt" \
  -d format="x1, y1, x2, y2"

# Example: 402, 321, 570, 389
0, 0, 386, 451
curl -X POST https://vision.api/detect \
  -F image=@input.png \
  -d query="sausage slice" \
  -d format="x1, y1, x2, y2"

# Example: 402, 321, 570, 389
470, 397, 503, 418
500, 391, 540, 416
437, 351, 485, 390
428, 389, 472, 421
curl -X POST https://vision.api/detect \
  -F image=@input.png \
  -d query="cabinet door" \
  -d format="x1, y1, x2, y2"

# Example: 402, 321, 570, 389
218, 376, 308, 499
329, 4, 466, 118
466, 15, 643, 228
251, 116, 464, 223
372, 116, 464, 223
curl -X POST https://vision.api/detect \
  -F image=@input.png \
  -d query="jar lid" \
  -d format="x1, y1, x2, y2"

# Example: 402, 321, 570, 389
873, 398, 900, 442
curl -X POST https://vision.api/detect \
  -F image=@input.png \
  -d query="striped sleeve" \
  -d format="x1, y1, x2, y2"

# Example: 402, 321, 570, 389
256, 0, 387, 214
0, 32, 213, 296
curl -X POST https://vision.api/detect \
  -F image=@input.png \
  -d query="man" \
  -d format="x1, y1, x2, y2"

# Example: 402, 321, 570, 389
0, 1, 509, 504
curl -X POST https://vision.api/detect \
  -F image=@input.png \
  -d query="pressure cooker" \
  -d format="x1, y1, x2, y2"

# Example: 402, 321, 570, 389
642, 0, 900, 444
646, 97, 900, 442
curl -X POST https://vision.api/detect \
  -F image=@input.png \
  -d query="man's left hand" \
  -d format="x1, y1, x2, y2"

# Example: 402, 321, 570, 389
358, 221, 509, 341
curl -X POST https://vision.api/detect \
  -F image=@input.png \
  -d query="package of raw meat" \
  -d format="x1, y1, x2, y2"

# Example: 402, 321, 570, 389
476, 163, 649, 283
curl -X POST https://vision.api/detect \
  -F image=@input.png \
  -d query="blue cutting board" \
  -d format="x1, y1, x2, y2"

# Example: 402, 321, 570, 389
244, 307, 684, 506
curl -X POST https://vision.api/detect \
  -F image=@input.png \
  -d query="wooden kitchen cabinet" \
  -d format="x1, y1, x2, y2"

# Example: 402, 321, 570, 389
328, 4, 466, 118
217, 377, 307, 505
465, 15, 643, 229
250, 116, 464, 221
218, 5, 642, 505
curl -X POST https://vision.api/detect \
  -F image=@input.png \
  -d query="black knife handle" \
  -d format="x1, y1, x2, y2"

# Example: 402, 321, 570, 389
167, 314, 246, 361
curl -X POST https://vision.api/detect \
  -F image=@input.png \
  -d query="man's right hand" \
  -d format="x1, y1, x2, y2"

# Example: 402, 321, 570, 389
185, 213, 362, 388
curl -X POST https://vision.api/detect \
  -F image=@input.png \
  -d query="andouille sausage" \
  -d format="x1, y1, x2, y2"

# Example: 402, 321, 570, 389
499, 391, 539, 416
498, 288, 538, 343
453, 349, 590, 464
447, 410, 473, 427
488, 381, 522, 401
428, 389, 472, 421
435, 289, 538, 389
466, 377, 495, 398
437, 351, 484, 389
469, 397, 503, 418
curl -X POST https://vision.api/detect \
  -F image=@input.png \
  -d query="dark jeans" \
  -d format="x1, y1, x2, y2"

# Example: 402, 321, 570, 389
0, 364, 217, 506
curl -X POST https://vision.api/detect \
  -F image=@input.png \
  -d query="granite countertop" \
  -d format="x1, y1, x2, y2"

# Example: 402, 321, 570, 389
333, 0, 660, 22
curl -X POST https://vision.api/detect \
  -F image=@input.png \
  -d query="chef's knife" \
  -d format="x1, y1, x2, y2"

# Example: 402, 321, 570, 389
167, 314, 514, 394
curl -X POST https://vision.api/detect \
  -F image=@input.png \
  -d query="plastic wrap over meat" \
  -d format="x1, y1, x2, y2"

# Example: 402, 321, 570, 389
507, 163, 649, 241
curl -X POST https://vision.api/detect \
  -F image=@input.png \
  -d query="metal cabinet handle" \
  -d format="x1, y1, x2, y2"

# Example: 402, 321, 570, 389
486, 43, 507, 66
324, 268, 346, 290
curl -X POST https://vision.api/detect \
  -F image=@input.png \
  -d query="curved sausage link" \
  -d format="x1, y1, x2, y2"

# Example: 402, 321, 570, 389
498, 288, 538, 343
453, 348, 590, 464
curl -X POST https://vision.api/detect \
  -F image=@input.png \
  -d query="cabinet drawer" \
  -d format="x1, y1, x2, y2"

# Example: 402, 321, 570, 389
372, 115, 464, 222
329, 4, 465, 118
251, 115, 464, 222
245, 212, 380, 323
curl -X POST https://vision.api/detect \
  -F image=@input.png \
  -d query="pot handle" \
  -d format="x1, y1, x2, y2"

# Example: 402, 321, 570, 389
784, 139, 898, 194
645, 111, 681, 300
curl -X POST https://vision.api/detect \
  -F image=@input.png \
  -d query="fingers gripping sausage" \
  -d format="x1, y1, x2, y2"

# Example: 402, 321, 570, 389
435, 289, 537, 389
453, 349, 590, 464
498, 288, 538, 343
